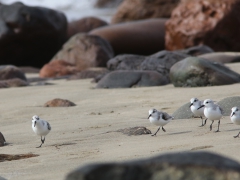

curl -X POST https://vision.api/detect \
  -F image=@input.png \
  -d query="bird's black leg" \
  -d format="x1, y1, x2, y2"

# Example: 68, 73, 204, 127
37, 136, 45, 148
203, 118, 208, 126
210, 120, 214, 131
162, 127, 166, 132
215, 120, 220, 132
234, 131, 240, 138
152, 127, 160, 136
199, 116, 204, 127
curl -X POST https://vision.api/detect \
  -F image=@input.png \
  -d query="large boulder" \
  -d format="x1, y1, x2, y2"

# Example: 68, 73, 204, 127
170, 57, 240, 87
111, 0, 180, 23
66, 151, 240, 180
90, 19, 166, 55
0, 65, 26, 81
217, 96, 240, 116
96, 70, 169, 88
50, 34, 114, 71
165, 0, 240, 52
67, 17, 108, 39
0, 2, 67, 67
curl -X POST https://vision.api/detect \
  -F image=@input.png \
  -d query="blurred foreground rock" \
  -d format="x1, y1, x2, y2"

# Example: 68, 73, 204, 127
66, 151, 240, 180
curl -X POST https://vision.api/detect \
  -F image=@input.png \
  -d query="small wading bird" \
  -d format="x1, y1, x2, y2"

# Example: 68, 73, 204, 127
198, 99, 223, 132
230, 107, 240, 138
189, 98, 207, 127
148, 109, 174, 136
32, 115, 51, 148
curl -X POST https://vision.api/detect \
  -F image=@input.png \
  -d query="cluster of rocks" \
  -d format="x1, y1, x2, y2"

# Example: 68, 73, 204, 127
0, 0, 240, 88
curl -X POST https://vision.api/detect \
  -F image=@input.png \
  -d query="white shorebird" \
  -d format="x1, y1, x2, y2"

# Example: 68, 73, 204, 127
230, 107, 240, 138
198, 99, 223, 132
189, 97, 207, 127
148, 109, 174, 136
32, 115, 51, 148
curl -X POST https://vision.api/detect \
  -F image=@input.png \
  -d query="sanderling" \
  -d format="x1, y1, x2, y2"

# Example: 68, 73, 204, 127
189, 98, 207, 127
230, 107, 240, 138
32, 115, 51, 148
148, 109, 173, 136
198, 99, 223, 132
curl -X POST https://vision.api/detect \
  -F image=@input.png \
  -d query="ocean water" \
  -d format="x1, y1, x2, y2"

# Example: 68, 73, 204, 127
0, 0, 117, 22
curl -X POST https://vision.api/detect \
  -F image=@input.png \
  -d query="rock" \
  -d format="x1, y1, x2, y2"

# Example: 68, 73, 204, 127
67, 68, 109, 80
0, 153, 39, 162
66, 151, 240, 180
111, 0, 180, 23
39, 60, 79, 78
96, 70, 169, 88
176, 45, 214, 56
116, 127, 151, 136
94, 0, 123, 8
0, 2, 67, 67
18, 67, 40, 74
0, 78, 28, 88
90, 19, 166, 55
165, 0, 240, 52
170, 57, 240, 87
0, 65, 26, 81
44, 98, 76, 107
51, 34, 114, 70
107, 51, 189, 80
217, 96, 240, 116
67, 17, 108, 39
198, 52, 240, 64
0, 132, 6, 147
172, 102, 194, 119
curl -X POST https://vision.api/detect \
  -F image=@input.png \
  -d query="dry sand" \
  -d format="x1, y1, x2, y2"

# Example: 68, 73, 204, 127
1, 63, 240, 180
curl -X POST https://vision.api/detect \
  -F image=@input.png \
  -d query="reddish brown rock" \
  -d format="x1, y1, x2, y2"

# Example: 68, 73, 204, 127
51, 34, 114, 70
67, 17, 108, 39
39, 60, 79, 78
0, 132, 6, 146
111, 0, 180, 24
44, 98, 76, 107
165, 0, 240, 52
90, 19, 166, 55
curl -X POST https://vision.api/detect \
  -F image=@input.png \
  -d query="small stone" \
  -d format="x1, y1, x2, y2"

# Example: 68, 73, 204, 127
117, 126, 151, 136
44, 98, 76, 107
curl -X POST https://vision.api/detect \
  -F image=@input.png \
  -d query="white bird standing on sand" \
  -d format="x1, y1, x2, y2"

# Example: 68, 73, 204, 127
32, 115, 51, 148
189, 98, 207, 127
230, 107, 240, 138
198, 99, 223, 132
148, 109, 174, 136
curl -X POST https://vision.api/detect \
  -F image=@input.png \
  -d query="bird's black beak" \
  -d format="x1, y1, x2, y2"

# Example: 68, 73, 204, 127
34, 121, 36, 127
231, 112, 235, 117
148, 114, 151, 119
189, 103, 193, 108
197, 105, 205, 110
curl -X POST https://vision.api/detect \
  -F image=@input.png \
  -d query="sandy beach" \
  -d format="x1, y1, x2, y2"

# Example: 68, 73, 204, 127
0, 63, 240, 179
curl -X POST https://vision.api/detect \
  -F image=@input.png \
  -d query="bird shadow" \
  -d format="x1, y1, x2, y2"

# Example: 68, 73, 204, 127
168, 131, 192, 135
225, 128, 240, 132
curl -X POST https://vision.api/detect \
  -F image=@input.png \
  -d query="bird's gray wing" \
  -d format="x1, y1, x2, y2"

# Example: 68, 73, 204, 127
162, 112, 173, 120
47, 122, 51, 130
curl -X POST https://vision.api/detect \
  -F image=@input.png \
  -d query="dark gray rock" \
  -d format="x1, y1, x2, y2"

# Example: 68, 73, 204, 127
0, 78, 28, 88
66, 151, 240, 180
176, 45, 214, 56
0, 2, 67, 67
117, 127, 151, 136
107, 50, 189, 80
96, 70, 169, 88
217, 96, 240, 116
172, 102, 194, 119
170, 57, 240, 87
0, 65, 26, 81
0, 132, 6, 147
198, 52, 240, 64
